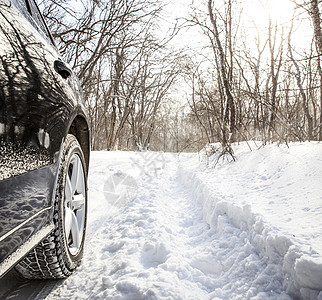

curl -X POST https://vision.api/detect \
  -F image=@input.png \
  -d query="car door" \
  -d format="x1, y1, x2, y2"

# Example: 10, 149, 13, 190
0, 0, 82, 271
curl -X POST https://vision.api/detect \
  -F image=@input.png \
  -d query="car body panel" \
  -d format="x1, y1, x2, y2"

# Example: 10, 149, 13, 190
0, 0, 89, 277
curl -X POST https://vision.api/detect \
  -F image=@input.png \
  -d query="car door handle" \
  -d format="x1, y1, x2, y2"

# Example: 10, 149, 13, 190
54, 60, 72, 79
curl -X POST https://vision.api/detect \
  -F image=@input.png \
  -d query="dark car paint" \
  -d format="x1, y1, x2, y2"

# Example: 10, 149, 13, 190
0, 0, 89, 277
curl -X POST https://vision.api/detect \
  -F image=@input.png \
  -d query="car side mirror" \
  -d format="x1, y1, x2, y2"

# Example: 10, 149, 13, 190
54, 60, 72, 79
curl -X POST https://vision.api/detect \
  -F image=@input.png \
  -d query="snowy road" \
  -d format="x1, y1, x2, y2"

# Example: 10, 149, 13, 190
45, 151, 292, 299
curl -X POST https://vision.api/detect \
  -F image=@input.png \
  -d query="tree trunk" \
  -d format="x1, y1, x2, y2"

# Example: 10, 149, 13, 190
310, 0, 322, 140
208, 0, 236, 143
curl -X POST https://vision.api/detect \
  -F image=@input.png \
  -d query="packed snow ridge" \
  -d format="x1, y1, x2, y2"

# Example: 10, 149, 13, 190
179, 142, 322, 299
46, 142, 322, 300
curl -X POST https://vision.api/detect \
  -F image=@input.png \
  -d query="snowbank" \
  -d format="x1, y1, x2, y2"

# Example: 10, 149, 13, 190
178, 142, 322, 299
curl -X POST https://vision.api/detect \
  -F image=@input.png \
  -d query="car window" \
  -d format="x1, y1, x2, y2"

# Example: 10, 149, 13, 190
25, 0, 49, 35
12, 0, 55, 45
12, 0, 31, 18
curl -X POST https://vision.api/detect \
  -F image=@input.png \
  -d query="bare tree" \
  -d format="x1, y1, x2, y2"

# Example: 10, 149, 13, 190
288, 20, 314, 140
207, 0, 236, 145
310, 0, 322, 139
40, 0, 183, 150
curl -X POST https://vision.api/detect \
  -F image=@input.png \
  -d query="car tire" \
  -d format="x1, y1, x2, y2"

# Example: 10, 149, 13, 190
15, 134, 87, 279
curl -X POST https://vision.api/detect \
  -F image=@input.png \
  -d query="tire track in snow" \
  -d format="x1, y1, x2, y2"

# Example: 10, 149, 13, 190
45, 152, 291, 299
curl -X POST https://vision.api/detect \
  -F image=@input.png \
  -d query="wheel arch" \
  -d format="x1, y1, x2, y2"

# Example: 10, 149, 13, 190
67, 115, 90, 175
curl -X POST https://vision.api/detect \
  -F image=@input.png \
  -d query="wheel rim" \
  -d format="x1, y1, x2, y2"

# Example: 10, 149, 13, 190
64, 153, 86, 255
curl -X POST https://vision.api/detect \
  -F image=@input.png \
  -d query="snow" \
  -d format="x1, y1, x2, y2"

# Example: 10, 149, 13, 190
46, 142, 322, 300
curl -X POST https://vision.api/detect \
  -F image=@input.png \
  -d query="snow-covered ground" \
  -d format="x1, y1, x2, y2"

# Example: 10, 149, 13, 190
46, 142, 322, 300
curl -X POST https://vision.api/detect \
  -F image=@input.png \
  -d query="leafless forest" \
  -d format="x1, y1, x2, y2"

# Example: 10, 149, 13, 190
41, 0, 322, 152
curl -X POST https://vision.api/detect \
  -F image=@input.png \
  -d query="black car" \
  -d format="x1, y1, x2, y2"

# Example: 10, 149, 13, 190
0, 0, 90, 278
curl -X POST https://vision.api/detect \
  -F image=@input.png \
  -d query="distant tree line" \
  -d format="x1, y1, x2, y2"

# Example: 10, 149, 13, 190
40, 0, 322, 152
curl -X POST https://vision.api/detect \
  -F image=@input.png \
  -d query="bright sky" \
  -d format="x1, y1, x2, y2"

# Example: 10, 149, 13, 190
247, 0, 295, 26
162, 0, 313, 52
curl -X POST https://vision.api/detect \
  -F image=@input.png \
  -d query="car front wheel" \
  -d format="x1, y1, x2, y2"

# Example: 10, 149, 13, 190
16, 134, 88, 279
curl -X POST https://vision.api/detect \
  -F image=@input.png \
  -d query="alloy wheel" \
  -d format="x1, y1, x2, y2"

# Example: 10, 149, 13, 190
64, 153, 86, 255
